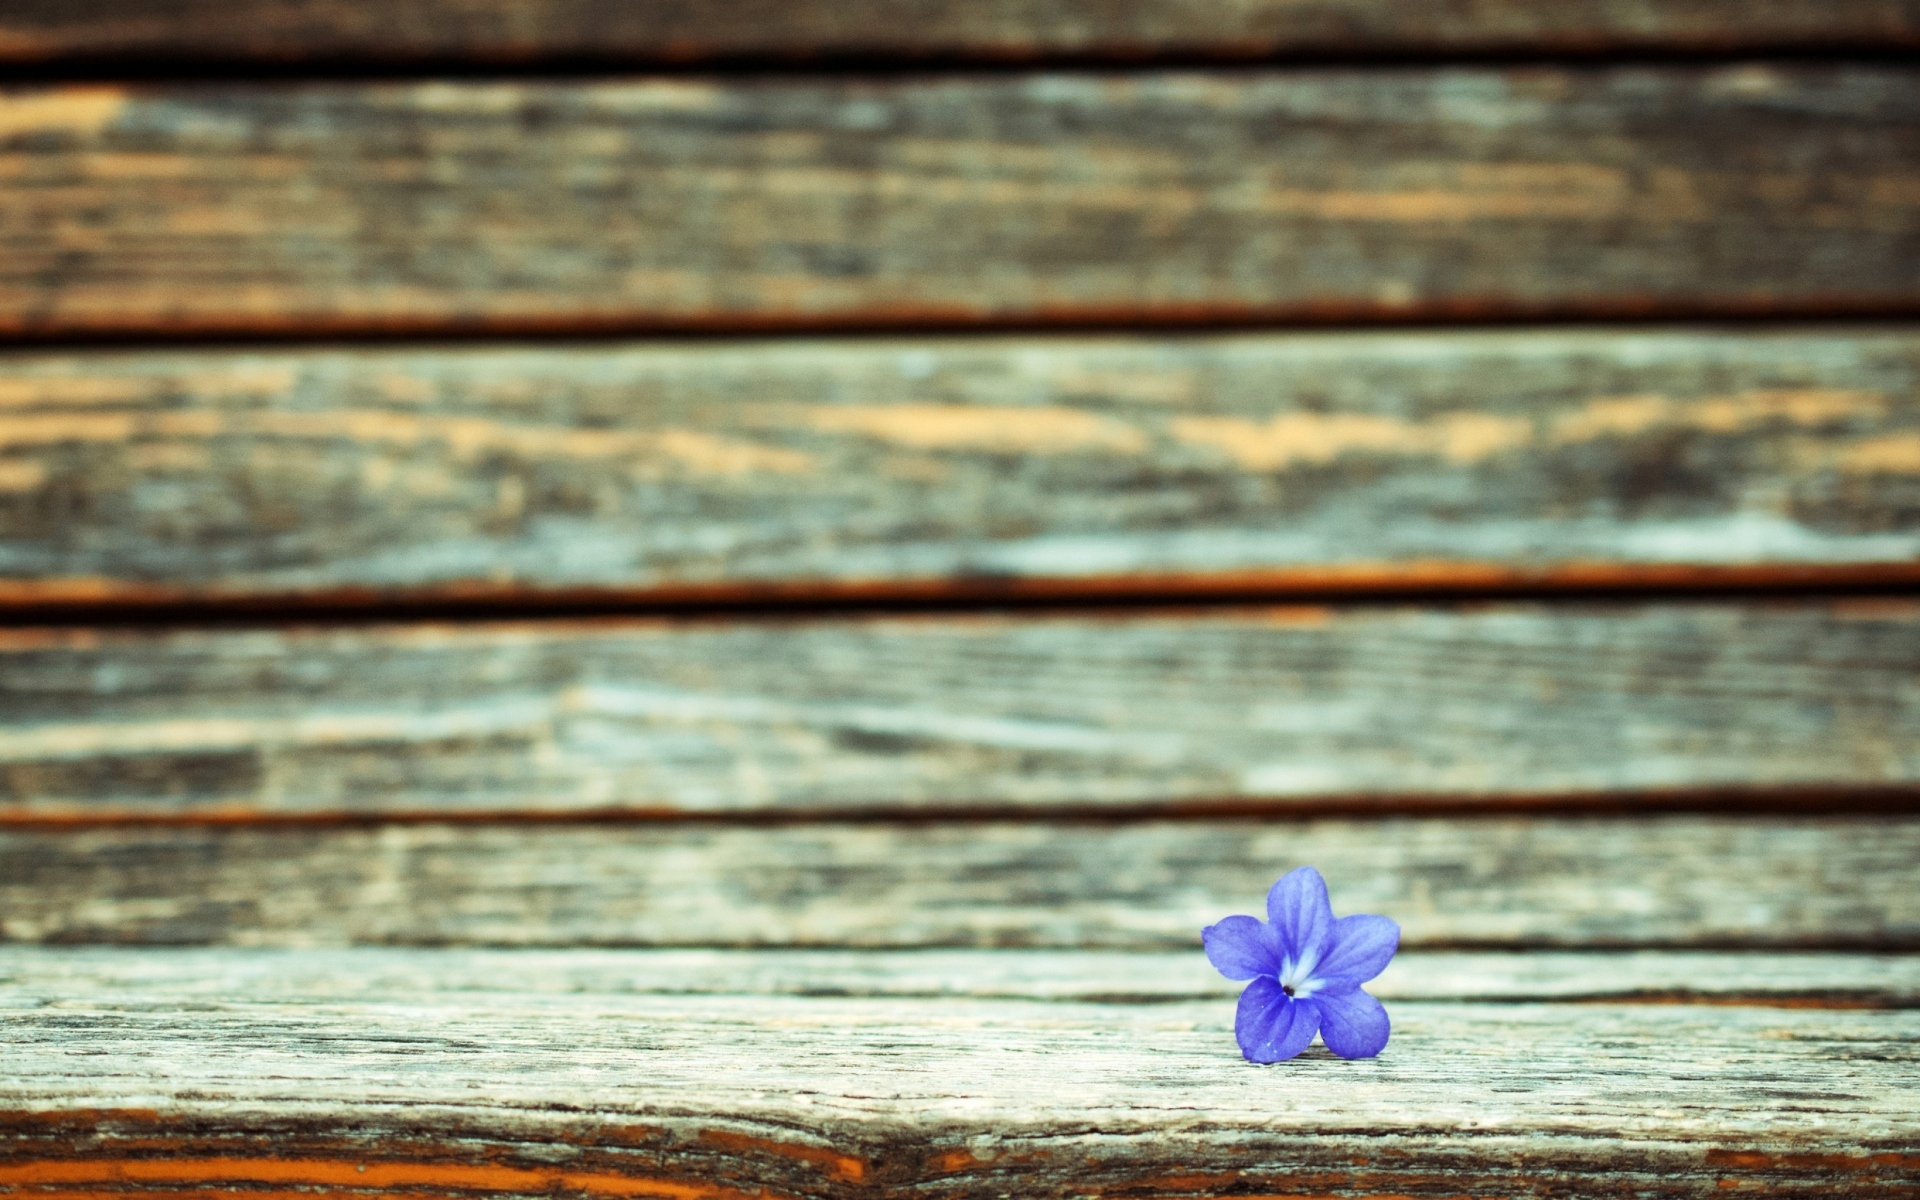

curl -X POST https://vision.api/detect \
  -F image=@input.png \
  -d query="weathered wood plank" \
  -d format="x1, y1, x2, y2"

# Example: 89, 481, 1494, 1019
5, 330, 1920, 604
5, 69, 1919, 336
3, 604, 1916, 818
6, 0, 1919, 64
5, 984, 1917, 1198
5, 817, 1915, 947
10, 945, 1920, 1005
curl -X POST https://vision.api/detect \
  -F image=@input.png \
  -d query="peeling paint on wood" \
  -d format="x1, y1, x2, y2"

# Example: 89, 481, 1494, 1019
3, 69, 1918, 336
2, 603, 1916, 818
3, 978, 1916, 1198
3, 330, 1920, 602
8, 945, 1920, 1005
4, 816, 1915, 947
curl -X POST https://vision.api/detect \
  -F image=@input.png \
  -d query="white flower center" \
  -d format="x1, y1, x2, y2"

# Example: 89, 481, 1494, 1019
1277, 947, 1323, 999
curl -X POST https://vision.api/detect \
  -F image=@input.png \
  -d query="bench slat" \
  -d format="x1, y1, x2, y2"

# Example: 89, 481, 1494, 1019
6, 0, 1918, 64
6, 69, 1919, 337
6, 330, 1920, 606
6, 958, 1916, 1197
7, 817, 1916, 947
4, 603, 1916, 818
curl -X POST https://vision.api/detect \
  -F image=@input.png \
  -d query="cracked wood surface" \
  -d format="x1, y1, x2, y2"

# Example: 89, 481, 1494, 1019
5, 0, 1919, 64
4, 951, 1917, 1199
5, 68, 1919, 337
3, 602, 1917, 819
5, 330, 1920, 605
10, 945, 1920, 1005
6, 816, 1917, 948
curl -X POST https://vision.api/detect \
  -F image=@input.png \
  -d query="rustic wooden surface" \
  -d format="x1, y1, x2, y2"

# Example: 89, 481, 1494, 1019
6, 0, 1920, 63
4, 4, 1911, 1195
4, 603, 1916, 818
11, 945, 1920, 1005
5, 329, 1920, 605
6, 68, 1920, 337
6, 816, 1915, 947
5, 956, 1917, 1199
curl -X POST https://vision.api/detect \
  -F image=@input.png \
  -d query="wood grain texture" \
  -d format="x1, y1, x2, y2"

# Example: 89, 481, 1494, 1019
5, 982, 1917, 1198
5, 816, 1916, 947
11, 945, 1920, 1005
6, 0, 1920, 64
4, 603, 1917, 818
6, 329, 1920, 604
5, 68, 1919, 337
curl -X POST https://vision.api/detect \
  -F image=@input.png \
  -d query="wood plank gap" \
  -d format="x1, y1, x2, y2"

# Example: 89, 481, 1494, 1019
9, 46, 1920, 83
5, 786, 1919, 830
9, 297, 1920, 349
7, 309, 1919, 352
3, 568, 1920, 628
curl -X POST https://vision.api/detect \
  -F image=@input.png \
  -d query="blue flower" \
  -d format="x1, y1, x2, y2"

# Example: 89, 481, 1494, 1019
1202, 866, 1400, 1063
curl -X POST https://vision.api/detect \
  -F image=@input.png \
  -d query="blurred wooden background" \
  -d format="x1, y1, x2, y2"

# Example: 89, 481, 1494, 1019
3, 2, 1919, 1197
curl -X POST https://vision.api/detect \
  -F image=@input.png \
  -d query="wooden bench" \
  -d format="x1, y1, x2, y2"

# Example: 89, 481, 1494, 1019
3, 3, 1919, 1197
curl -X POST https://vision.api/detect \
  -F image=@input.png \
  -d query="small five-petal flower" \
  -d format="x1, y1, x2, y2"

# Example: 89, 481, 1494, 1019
1202, 866, 1399, 1062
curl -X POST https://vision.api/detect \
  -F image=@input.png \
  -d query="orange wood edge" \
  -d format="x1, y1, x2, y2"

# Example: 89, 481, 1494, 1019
0, 1159, 773, 1200
3, 1149, 1915, 1200
6, 291, 1920, 343
2, 561, 1918, 623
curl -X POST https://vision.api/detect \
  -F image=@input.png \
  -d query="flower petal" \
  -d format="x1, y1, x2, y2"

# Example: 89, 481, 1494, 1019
1203, 914, 1281, 981
1266, 866, 1334, 963
1314, 913, 1400, 987
1235, 978, 1321, 1063
1315, 987, 1391, 1059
